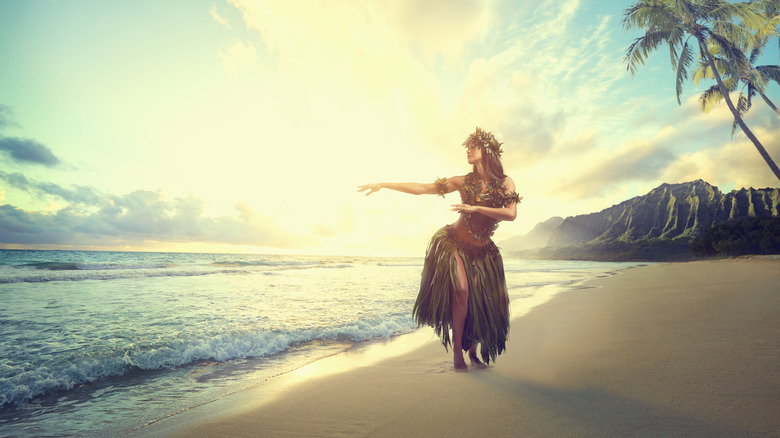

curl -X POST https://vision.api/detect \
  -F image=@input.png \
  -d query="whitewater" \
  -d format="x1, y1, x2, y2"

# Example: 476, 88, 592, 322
0, 249, 641, 437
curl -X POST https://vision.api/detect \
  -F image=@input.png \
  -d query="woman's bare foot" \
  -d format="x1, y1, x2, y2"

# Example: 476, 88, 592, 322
454, 353, 468, 372
469, 352, 488, 370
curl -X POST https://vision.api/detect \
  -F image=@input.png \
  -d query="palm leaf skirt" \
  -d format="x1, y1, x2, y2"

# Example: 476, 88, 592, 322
412, 226, 510, 364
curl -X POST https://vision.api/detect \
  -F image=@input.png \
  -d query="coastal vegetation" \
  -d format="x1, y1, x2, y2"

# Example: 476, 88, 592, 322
691, 215, 780, 256
623, 0, 780, 182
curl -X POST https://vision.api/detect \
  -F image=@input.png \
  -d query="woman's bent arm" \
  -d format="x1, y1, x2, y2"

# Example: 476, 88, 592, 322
453, 204, 517, 221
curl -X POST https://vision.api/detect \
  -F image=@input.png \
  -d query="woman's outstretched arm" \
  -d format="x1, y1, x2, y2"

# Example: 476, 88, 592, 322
358, 176, 464, 196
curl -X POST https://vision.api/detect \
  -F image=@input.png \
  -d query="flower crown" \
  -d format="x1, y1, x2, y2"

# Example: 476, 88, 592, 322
463, 127, 503, 158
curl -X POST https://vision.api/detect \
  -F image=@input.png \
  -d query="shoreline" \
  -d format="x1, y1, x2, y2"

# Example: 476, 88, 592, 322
126, 276, 590, 437
132, 259, 780, 437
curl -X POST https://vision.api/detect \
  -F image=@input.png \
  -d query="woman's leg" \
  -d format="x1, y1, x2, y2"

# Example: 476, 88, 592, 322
451, 252, 469, 371
452, 252, 488, 371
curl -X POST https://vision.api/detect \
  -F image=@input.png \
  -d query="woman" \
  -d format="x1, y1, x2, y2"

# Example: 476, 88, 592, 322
358, 127, 521, 371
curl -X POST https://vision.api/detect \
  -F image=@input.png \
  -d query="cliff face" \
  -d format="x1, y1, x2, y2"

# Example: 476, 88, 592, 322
547, 180, 780, 247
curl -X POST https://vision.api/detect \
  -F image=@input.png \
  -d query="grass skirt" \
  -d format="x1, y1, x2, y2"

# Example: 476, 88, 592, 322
413, 226, 510, 364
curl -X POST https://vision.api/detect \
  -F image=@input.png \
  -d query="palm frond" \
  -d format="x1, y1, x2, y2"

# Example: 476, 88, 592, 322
623, 1, 675, 29
710, 20, 760, 51
676, 40, 694, 103
692, 53, 734, 85
699, 84, 724, 112
737, 91, 750, 118
756, 65, 780, 84
692, 61, 712, 85
749, 46, 762, 65
625, 29, 677, 74
747, 68, 768, 91
731, 92, 751, 137
722, 76, 739, 92
711, 2, 767, 31
672, 0, 696, 23
708, 31, 752, 72
747, 82, 757, 104
625, 38, 647, 74
704, 38, 725, 56
752, 11, 780, 42
668, 26, 687, 70
752, 0, 780, 16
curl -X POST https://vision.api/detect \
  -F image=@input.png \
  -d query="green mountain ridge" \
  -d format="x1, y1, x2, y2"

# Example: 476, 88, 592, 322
507, 180, 780, 261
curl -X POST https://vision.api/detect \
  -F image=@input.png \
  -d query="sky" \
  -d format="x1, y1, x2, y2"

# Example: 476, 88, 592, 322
0, 0, 778, 256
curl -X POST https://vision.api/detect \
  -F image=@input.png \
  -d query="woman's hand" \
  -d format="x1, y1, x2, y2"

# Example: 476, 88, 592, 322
451, 204, 478, 214
357, 184, 382, 196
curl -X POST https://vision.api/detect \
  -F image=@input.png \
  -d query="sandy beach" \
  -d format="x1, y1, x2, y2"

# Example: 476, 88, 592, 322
137, 258, 780, 438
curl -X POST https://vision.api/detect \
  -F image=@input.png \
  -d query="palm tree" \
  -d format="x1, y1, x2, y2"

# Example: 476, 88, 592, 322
624, 0, 780, 182
694, 40, 780, 130
694, 1, 780, 123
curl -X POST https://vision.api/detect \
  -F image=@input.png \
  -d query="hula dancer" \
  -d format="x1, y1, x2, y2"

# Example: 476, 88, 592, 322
358, 127, 521, 371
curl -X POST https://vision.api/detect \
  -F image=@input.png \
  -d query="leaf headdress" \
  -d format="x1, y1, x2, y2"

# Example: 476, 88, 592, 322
463, 127, 503, 158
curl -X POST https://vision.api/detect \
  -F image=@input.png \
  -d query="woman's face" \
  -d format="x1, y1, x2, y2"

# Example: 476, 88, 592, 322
466, 143, 482, 165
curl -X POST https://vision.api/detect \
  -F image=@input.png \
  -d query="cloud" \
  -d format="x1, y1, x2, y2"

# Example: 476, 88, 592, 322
228, 0, 492, 64
392, 0, 493, 62
558, 139, 675, 197
661, 116, 780, 189
0, 173, 316, 248
219, 0, 461, 163
622, 92, 780, 190
0, 137, 61, 167
215, 0, 623, 175
442, 2, 625, 166
209, 3, 231, 28
0, 105, 18, 130
0, 171, 103, 205
451, 58, 568, 162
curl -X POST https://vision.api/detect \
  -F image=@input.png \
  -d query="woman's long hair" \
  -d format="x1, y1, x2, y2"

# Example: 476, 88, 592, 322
474, 146, 506, 182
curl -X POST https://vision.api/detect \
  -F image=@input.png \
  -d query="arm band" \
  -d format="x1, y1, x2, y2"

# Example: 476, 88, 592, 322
435, 177, 448, 198
503, 191, 522, 206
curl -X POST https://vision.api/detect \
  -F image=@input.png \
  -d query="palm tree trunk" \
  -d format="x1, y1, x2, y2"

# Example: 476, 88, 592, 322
758, 89, 780, 116
699, 38, 780, 183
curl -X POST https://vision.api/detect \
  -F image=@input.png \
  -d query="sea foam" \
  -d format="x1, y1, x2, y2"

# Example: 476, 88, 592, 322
0, 314, 416, 407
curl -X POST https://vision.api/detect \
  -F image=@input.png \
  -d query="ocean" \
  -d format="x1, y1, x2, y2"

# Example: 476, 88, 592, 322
0, 249, 641, 437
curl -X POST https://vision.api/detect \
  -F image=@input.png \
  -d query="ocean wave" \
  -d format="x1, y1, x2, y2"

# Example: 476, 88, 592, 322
0, 263, 356, 284
210, 260, 353, 271
0, 268, 240, 284
17, 262, 82, 271
377, 262, 423, 267
210, 260, 320, 268
13, 261, 173, 272
0, 314, 416, 407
